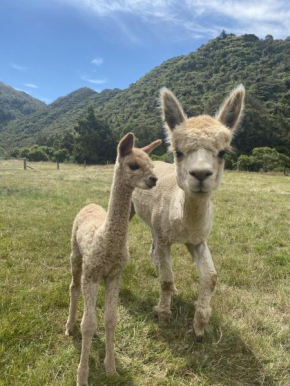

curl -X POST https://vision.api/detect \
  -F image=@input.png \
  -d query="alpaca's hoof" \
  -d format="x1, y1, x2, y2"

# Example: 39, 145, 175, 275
77, 368, 88, 386
65, 328, 74, 336
193, 306, 211, 340
195, 334, 204, 343
104, 358, 117, 376
154, 306, 172, 323
159, 312, 172, 323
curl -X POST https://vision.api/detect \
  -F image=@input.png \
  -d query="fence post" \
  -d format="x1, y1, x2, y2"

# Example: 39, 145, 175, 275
23, 158, 27, 170
84, 160, 86, 169
57, 161, 60, 170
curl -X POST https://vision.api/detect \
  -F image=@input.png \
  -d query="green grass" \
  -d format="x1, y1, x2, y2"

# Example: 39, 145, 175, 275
1, 164, 290, 386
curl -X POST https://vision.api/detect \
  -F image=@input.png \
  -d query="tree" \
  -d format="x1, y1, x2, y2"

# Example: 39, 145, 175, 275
53, 148, 70, 163
73, 107, 116, 164
20, 148, 30, 159
61, 130, 76, 154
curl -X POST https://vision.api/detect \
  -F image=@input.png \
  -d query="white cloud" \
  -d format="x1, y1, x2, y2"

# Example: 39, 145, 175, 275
11, 63, 27, 71
81, 75, 108, 84
91, 57, 103, 66
54, 0, 290, 39
24, 83, 39, 89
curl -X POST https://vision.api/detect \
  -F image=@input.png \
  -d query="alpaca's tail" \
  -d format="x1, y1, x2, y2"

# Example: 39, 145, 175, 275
71, 229, 83, 273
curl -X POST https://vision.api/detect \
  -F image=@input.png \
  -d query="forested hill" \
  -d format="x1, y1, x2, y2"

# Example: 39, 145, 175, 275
0, 82, 46, 125
93, 33, 290, 155
0, 87, 121, 148
1, 33, 290, 155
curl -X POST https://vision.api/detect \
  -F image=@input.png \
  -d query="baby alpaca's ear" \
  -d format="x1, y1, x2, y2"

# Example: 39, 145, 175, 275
118, 132, 135, 157
141, 139, 162, 154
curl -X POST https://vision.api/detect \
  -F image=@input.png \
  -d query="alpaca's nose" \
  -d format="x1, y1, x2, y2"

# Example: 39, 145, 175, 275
189, 169, 213, 182
148, 175, 158, 186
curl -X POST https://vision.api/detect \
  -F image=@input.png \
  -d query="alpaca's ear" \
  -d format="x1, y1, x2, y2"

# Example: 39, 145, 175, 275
118, 132, 134, 157
160, 87, 186, 132
141, 139, 162, 154
215, 84, 245, 131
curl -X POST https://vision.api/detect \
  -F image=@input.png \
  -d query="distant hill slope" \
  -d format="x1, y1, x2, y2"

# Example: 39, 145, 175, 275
0, 87, 121, 148
1, 33, 290, 155
0, 82, 46, 126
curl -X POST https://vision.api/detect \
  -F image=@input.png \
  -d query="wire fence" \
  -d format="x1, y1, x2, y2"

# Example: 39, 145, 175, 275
0, 158, 113, 171
0, 157, 26, 170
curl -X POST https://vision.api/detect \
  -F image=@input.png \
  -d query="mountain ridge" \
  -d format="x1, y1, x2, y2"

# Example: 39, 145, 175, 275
1, 33, 290, 155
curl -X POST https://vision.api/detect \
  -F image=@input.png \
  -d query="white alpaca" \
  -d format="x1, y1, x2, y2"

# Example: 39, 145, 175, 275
65, 132, 161, 386
131, 85, 245, 340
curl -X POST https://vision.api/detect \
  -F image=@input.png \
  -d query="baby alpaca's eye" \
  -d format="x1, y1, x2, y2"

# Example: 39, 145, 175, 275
218, 150, 226, 158
129, 163, 140, 171
175, 150, 183, 159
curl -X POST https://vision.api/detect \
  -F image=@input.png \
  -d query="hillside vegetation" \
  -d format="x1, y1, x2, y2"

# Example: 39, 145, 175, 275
0, 87, 120, 149
0, 82, 45, 125
1, 33, 290, 156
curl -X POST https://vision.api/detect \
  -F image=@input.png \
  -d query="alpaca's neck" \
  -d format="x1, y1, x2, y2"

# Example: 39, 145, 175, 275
174, 187, 211, 225
104, 164, 133, 248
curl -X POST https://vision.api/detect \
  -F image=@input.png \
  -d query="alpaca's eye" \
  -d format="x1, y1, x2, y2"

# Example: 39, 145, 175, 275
175, 150, 183, 159
129, 163, 140, 171
218, 150, 226, 158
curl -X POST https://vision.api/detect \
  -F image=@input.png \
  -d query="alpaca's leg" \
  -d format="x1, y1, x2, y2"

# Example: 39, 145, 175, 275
77, 278, 99, 386
103, 273, 121, 375
153, 242, 175, 323
186, 242, 217, 341
65, 251, 82, 336
149, 231, 158, 269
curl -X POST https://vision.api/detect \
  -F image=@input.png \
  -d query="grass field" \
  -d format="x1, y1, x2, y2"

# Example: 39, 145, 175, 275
1, 162, 290, 386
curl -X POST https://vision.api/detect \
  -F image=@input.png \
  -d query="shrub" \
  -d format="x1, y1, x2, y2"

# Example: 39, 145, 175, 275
150, 153, 174, 163
0, 147, 7, 157
27, 146, 49, 162
237, 147, 287, 172
237, 155, 254, 171
224, 153, 236, 170
251, 147, 280, 172
10, 148, 20, 158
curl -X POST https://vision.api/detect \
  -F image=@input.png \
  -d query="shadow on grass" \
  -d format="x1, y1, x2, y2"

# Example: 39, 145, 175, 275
71, 326, 135, 386
119, 287, 276, 386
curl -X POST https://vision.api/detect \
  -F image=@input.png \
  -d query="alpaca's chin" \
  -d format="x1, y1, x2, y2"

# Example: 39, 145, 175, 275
185, 182, 213, 196
189, 189, 212, 197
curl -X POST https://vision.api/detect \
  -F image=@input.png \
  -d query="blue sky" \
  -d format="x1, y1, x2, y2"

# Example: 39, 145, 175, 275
1, 0, 290, 104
